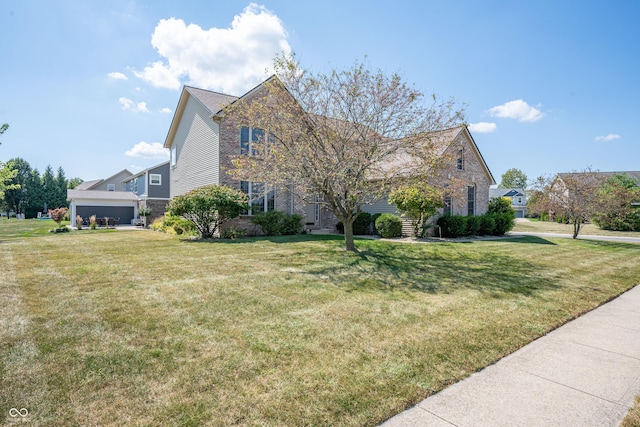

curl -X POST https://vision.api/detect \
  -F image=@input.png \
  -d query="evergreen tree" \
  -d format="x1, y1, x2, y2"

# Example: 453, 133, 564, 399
54, 166, 68, 208
25, 169, 44, 218
41, 165, 56, 210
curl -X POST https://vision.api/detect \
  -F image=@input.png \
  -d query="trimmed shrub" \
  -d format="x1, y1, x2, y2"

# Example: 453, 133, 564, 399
151, 215, 196, 235
465, 215, 481, 236
353, 212, 372, 235
250, 210, 303, 236
375, 213, 402, 238
437, 215, 467, 238
491, 212, 515, 235
478, 214, 496, 235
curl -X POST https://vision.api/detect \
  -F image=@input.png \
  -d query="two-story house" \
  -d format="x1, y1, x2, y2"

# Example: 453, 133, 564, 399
122, 161, 171, 224
163, 79, 495, 236
489, 188, 527, 218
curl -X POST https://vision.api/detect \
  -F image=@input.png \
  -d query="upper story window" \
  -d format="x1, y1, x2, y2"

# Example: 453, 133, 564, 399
170, 146, 177, 168
457, 148, 464, 170
149, 174, 161, 186
240, 126, 274, 156
107, 184, 115, 192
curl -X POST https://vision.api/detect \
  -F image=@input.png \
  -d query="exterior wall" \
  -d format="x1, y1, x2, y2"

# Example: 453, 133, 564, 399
91, 170, 132, 192
170, 96, 220, 198
141, 199, 169, 225
147, 163, 170, 199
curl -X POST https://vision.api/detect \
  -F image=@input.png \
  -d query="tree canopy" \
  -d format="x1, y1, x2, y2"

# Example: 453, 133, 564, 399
499, 168, 528, 189
225, 55, 464, 251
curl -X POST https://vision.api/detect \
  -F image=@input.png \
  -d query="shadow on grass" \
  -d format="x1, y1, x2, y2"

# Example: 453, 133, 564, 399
181, 234, 345, 245
313, 241, 560, 297
497, 236, 556, 245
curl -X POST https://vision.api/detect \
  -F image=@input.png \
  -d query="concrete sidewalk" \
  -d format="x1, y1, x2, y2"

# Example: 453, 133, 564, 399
382, 285, 640, 426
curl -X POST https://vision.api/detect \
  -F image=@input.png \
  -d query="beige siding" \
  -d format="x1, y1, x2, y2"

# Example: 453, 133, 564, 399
362, 199, 399, 215
170, 96, 220, 198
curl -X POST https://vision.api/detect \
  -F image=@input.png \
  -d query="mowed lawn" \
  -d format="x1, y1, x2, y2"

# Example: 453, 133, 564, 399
1, 220, 639, 426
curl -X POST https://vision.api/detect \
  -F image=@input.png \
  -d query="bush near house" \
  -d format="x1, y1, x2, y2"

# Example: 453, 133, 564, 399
437, 212, 515, 238
250, 210, 304, 236
375, 213, 403, 238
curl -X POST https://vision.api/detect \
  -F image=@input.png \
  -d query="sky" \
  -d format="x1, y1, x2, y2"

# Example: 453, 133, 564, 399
1, 0, 638, 185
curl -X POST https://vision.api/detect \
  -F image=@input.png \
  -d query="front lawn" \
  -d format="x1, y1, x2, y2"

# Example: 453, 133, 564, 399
1, 219, 639, 426
513, 218, 640, 238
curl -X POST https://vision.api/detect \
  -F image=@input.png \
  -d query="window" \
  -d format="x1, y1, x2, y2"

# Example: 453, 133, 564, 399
149, 174, 161, 186
107, 184, 115, 192
240, 126, 266, 156
467, 185, 475, 216
171, 146, 177, 167
443, 196, 452, 216
241, 181, 275, 215
457, 148, 464, 170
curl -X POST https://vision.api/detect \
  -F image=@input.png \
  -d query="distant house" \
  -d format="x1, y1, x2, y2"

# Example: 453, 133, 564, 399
67, 169, 138, 227
122, 161, 170, 224
163, 80, 496, 236
489, 188, 527, 218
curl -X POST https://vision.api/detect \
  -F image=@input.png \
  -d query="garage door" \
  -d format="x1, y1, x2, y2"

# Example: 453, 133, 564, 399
76, 206, 135, 225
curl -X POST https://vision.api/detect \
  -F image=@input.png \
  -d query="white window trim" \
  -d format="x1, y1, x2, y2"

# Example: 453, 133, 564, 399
149, 174, 162, 186
107, 183, 115, 191
170, 146, 177, 168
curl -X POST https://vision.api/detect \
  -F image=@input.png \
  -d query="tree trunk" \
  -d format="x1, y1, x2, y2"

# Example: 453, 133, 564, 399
572, 219, 580, 239
343, 220, 357, 252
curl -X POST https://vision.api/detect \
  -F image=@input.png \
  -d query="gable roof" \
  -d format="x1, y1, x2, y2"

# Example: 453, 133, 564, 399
558, 171, 640, 182
164, 86, 237, 149
122, 161, 170, 183
490, 188, 525, 198
78, 169, 133, 190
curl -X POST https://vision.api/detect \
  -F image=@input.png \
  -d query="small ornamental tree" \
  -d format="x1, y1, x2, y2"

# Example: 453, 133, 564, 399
389, 186, 443, 237
167, 185, 248, 239
48, 207, 68, 229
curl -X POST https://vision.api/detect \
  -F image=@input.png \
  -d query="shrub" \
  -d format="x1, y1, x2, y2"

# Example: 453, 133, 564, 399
465, 215, 481, 236
89, 215, 97, 230
437, 215, 467, 238
335, 221, 344, 234
250, 210, 303, 236
167, 184, 248, 238
492, 213, 515, 235
478, 214, 496, 235
488, 197, 515, 216
76, 215, 83, 230
151, 215, 196, 235
353, 212, 372, 235
221, 227, 247, 239
48, 208, 68, 229
375, 213, 402, 238
371, 213, 382, 235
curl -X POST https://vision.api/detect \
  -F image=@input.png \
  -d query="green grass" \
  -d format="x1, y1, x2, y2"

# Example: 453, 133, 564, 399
513, 217, 640, 238
1, 219, 639, 426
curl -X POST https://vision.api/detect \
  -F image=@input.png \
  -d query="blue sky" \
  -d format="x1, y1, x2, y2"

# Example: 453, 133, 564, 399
1, 1, 638, 184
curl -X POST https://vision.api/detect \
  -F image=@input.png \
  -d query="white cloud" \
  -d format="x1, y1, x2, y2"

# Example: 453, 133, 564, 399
134, 4, 291, 94
160, 107, 172, 114
595, 133, 621, 142
119, 97, 149, 113
124, 142, 169, 159
488, 99, 544, 122
108, 72, 128, 80
468, 122, 497, 133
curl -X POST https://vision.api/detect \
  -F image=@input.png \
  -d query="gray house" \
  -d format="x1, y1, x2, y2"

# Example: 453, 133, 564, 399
489, 188, 527, 218
122, 161, 171, 224
68, 169, 138, 227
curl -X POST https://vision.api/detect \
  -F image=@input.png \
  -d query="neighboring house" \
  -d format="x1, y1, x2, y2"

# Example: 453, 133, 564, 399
67, 169, 138, 227
489, 188, 527, 218
122, 161, 171, 224
163, 81, 496, 236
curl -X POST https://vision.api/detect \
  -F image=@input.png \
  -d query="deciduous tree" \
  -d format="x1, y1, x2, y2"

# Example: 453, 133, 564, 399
225, 55, 464, 251
388, 185, 443, 237
530, 168, 605, 238
592, 174, 640, 231
499, 168, 528, 189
